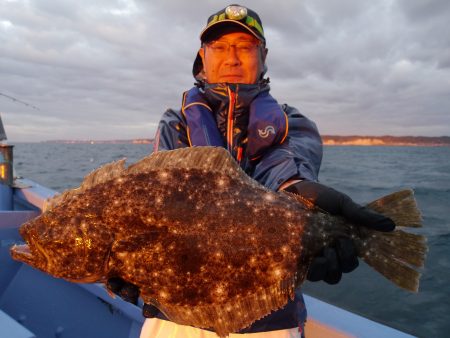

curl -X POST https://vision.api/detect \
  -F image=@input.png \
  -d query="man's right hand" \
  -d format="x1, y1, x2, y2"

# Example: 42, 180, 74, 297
106, 277, 140, 305
106, 277, 160, 318
285, 180, 395, 284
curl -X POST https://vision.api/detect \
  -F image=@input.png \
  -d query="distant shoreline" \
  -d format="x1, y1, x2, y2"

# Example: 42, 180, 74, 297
37, 135, 450, 147
322, 135, 450, 146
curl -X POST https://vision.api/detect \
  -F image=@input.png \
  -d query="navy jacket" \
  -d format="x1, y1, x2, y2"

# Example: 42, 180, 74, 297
153, 84, 323, 332
155, 102, 322, 190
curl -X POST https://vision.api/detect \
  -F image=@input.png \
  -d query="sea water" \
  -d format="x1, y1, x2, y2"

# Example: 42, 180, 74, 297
12, 143, 450, 338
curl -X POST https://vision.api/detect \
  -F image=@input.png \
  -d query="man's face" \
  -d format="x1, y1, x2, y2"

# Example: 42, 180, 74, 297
199, 31, 267, 84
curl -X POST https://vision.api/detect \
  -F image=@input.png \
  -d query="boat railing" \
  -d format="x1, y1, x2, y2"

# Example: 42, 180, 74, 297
1, 178, 144, 338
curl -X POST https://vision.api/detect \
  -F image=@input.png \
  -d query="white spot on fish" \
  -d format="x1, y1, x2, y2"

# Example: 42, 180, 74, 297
159, 290, 169, 299
264, 193, 275, 201
273, 268, 282, 277
159, 172, 169, 180
217, 178, 226, 187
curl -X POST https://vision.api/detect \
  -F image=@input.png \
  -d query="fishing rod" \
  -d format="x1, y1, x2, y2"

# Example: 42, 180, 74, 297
0, 92, 40, 111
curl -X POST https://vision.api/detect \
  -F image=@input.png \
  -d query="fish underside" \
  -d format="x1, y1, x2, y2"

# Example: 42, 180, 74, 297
10, 147, 427, 337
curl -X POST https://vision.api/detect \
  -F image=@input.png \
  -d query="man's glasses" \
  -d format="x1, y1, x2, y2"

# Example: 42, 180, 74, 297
205, 40, 260, 55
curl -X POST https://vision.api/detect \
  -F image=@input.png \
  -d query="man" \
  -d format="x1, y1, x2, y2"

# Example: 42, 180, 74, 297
110, 4, 395, 337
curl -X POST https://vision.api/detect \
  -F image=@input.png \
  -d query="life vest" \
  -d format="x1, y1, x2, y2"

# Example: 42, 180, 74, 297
181, 85, 288, 163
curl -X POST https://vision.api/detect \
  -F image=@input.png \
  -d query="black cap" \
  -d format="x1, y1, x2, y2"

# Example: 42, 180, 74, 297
193, 4, 266, 78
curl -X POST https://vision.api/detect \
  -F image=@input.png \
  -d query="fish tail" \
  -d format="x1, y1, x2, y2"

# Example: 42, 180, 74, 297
356, 189, 427, 292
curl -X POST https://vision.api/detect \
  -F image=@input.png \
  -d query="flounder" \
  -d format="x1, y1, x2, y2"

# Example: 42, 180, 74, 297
11, 147, 426, 337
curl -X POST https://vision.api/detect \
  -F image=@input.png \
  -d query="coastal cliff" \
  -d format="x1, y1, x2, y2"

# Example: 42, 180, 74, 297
322, 136, 450, 146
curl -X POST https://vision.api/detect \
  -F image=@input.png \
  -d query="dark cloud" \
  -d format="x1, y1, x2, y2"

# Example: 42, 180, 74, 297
1, 0, 449, 141
396, 0, 450, 68
398, 0, 450, 23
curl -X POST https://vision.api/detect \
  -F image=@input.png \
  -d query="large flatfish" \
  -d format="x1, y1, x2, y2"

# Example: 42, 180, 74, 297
10, 147, 426, 337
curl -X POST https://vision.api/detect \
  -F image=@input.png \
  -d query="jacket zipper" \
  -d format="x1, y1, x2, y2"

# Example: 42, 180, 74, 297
226, 86, 236, 154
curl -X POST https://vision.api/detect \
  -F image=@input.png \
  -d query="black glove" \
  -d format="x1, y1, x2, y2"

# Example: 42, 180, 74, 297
106, 277, 160, 318
285, 181, 395, 284
306, 238, 359, 284
142, 303, 160, 318
286, 181, 395, 231
106, 277, 140, 305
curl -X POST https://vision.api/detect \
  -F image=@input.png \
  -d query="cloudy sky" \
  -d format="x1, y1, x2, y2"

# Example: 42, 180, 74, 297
1, 0, 449, 142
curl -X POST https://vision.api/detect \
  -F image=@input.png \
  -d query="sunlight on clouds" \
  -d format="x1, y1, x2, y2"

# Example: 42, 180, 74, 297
392, 59, 414, 73
107, 0, 138, 16
1, 20, 13, 29
385, 59, 418, 86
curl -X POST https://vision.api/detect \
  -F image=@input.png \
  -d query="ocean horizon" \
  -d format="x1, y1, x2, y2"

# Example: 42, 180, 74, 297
7, 134, 450, 147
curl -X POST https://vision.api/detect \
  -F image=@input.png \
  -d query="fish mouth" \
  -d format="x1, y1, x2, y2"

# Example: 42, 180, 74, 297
10, 244, 35, 265
10, 236, 48, 271
11, 242, 103, 284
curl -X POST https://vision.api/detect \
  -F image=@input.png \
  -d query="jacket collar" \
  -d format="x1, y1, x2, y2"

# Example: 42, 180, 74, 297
202, 82, 270, 110
200, 82, 270, 135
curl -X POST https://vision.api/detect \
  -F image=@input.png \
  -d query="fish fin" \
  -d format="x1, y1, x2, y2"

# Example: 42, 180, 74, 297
80, 158, 127, 189
282, 190, 322, 211
128, 146, 238, 173
357, 189, 427, 292
128, 146, 262, 187
44, 159, 127, 211
366, 189, 422, 227
142, 279, 296, 338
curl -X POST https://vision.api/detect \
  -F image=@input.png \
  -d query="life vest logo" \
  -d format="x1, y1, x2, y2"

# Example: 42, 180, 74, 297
258, 125, 276, 138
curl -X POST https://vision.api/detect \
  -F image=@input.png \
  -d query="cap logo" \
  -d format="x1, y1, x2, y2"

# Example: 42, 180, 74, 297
225, 5, 248, 20
245, 16, 264, 37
